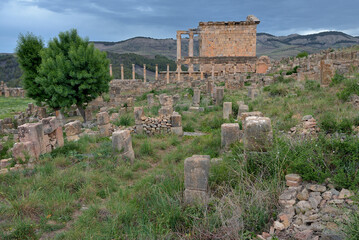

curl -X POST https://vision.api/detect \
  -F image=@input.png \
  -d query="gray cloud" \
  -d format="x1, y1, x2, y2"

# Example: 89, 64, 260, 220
1, 0, 358, 53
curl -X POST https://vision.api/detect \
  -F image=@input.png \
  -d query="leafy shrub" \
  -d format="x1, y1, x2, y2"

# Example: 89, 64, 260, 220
217, 82, 225, 87
244, 81, 251, 86
275, 75, 294, 84
117, 114, 134, 126
320, 113, 338, 133
263, 84, 288, 96
331, 72, 346, 85
286, 66, 299, 75
296, 51, 308, 58
353, 115, 359, 126
337, 118, 353, 134
183, 123, 195, 132
337, 78, 359, 101
304, 80, 320, 91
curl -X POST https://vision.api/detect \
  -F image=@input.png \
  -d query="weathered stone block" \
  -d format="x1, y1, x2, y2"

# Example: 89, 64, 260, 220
223, 102, 232, 119
147, 93, 155, 107
42, 117, 59, 135
184, 155, 210, 204
96, 112, 110, 125
158, 106, 173, 116
112, 130, 135, 163
221, 123, 240, 149
134, 107, 144, 124
170, 112, 182, 127
64, 121, 82, 137
243, 117, 273, 152
18, 122, 45, 154
12, 141, 39, 161
240, 111, 264, 122
215, 87, 224, 105
99, 123, 111, 137
192, 88, 201, 106
171, 126, 183, 136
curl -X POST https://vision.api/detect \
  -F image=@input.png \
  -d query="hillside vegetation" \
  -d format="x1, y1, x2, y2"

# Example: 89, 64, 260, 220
1, 72, 359, 239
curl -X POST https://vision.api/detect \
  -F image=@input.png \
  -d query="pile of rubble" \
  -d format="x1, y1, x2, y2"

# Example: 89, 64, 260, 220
259, 174, 356, 240
289, 115, 320, 138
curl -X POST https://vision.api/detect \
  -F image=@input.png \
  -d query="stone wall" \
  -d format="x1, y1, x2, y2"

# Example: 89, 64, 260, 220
198, 16, 259, 57
0, 81, 26, 97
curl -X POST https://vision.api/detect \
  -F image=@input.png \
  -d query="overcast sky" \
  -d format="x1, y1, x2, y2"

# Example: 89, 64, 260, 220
1, 0, 359, 53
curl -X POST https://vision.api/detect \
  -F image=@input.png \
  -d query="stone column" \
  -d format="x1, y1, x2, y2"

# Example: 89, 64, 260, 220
147, 94, 154, 107
189, 31, 194, 57
166, 64, 170, 84
188, 31, 194, 74
177, 64, 181, 82
112, 130, 135, 163
211, 63, 215, 80
223, 102, 232, 119
200, 65, 204, 80
215, 87, 224, 105
184, 155, 210, 205
155, 64, 158, 81
192, 88, 200, 107
132, 64, 135, 80
121, 64, 124, 80
143, 64, 146, 83
134, 107, 144, 134
176, 31, 182, 61
171, 112, 183, 136
109, 64, 113, 77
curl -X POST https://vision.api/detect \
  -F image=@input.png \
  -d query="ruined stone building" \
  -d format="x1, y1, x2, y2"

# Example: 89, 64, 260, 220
174, 15, 269, 81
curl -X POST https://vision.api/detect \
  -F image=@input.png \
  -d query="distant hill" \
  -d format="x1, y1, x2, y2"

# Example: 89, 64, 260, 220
93, 31, 359, 60
2, 31, 359, 87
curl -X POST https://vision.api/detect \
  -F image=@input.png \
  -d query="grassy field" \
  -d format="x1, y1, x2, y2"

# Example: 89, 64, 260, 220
1, 75, 359, 239
0, 96, 32, 119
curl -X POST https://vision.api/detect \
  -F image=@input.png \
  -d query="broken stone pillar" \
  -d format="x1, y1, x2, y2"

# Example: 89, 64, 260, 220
166, 64, 170, 84
177, 64, 181, 82
17, 122, 46, 157
320, 59, 335, 85
4, 88, 9, 97
237, 103, 249, 120
121, 64, 124, 80
221, 123, 240, 149
109, 64, 113, 77
211, 63, 215, 80
155, 64, 158, 81
147, 94, 154, 107
84, 108, 93, 122
64, 120, 82, 141
112, 130, 135, 163
243, 116, 273, 152
184, 155, 210, 205
200, 68, 204, 80
143, 64, 146, 83
42, 116, 64, 149
126, 97, 134, 108
192, 88, 200, 107
96, 112, 111, 137
223, 102, 232, 119
37, 107, 47, 119
132, 64, 135, 80
215, 87, 224, 105
171, 112, 183, 136
55, 110, 65, 127
207, 81, 213, 96
134, 107, 144, 134
158, 106, 173, 117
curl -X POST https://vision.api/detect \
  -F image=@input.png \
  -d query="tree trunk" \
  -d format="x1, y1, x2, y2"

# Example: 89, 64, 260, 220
77, 104, 86, 122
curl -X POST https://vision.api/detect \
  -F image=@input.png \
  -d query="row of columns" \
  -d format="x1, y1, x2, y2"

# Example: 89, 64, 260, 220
176, 30, 196, 79
109, 64, 171, 83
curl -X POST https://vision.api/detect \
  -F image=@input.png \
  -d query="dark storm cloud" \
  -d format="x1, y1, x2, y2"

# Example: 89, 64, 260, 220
1, 0, 359, 52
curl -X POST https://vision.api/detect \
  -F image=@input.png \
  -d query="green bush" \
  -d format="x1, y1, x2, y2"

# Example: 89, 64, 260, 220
331, 72, 346, 85
116, 114, 134, 126
286, 66, 299, 75
337, 118, 353, 134
183, 123, 195, 132
337, 78, 359, 101
304, 80, 320, 91
296, 51, 308, 58
320, 113, 338, 133
275, 75, 294, 84
263, 84, 288, 97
